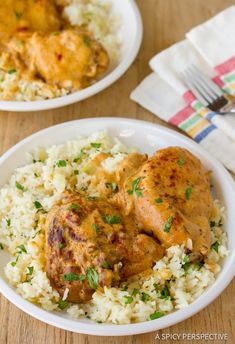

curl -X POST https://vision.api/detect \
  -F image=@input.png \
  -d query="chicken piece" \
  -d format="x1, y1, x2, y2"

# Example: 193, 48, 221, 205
25, 29, 109, 90
0, 0, 60, 35
45, 193, 164, 302
88, 152, 147, 198
117, 147, 213, 259
0, 28, 109, 90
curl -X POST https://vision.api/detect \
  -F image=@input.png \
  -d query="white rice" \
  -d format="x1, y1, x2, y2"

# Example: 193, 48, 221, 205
0, 0, 120, 101
0, 133, 229, 324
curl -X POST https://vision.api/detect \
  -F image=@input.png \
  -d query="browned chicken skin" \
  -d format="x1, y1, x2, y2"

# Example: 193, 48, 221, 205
117, 147, 213, 258
45, 193, 164, 302
45, 147, 213, 303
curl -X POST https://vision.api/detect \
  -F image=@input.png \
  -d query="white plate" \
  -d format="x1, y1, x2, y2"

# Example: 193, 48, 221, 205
0, 0, 142, 112
0, 118, 235, 336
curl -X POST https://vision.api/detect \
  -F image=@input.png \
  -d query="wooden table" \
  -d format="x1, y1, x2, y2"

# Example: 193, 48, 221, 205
0, 1, 234, 343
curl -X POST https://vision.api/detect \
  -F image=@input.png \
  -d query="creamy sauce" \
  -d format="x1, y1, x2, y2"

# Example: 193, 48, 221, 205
0, 0, 109, 96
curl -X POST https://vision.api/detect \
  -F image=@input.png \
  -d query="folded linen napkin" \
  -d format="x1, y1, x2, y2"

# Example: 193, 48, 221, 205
150, 39, 235, 142
131, 6, 235, 173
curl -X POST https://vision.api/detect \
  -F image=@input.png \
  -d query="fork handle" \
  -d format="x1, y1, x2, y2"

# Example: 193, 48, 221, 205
215, 111, 235, 115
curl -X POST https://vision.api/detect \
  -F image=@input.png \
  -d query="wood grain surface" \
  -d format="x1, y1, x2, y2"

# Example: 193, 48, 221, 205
0, 1, 234, 343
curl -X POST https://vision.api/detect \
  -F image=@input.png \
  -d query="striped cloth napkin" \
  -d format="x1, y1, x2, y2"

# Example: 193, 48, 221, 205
131, 6, 235, 173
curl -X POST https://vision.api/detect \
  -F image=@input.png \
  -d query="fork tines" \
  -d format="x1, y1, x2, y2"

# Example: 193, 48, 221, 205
181, 65, 227, 110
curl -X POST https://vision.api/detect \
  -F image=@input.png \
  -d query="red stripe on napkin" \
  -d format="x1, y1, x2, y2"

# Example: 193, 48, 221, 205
215, 56, 235, 75
169, 105, 194, 125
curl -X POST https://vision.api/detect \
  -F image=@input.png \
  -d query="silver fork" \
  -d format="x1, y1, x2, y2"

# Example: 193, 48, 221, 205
181, 65, 235, 115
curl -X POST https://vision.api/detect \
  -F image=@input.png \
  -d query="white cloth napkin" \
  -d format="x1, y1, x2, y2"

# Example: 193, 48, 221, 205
131, 6, 235, 173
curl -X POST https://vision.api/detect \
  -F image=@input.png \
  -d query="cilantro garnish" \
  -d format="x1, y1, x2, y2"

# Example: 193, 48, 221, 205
140, 292, 151, 302
58, 299, 69, 310
211, 241, 220, 253
185, 185, 193, 200
15, 181, 25, 191
102, 215, 121, 225
127, 177, 144, 197
90, 142, 101, 149
86, 268, 99, 289
101, 261, 110, 269
92, 223, 100, 233
56, 160, 67, 167
67, 203, 80, 213
149, 311, 164, 320
34, 201, 43, 209
163, 216, 174, 233
105, 182, 118, 192
123, 295, 133, 304
63, 272, 86, 282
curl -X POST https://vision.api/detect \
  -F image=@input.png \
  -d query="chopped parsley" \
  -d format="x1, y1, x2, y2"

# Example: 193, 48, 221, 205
211, 241, 220, 253
27, 266, 34, 275
210, 219, 223, 228
6, 219, 11, 227
123, 295, 133, 304
102, 215, 121, 225
0, 243, 4, 250
177, 157, 185, 166
58, 299, 69, 310
140, 292, 151, 302
92, 223, 100, 233
15, 181, 25, 191
182, 255, 190, 274
63, 272, 86, 282
101, 261, 110, 269
132, 288, 140, 296
210, 221, 216, 228
86, 268, 99, 289
32, 230, 41, 239
73, 150, 87, 163
83, 36, 92, 47
34, 201, 43, 209
8, 68, 17, 74
23, 266, 34, 283
90, 142, 101, 149
56, 160, 67, 167
14, 11, 23, 20
67, 203, 80, 213
11, 256, 19, 267
86, 196, 98, 201
193, 262, 203, 270
153, 282, 159, 290
163, 216, 174, 233
58, 243, 66, 249
127, 177, 143, 197
16, 244, 27, 254
149, 311, 164, 320
155, 197, 163, 204
105, 182, 118, 192
185, 185, 193, 200
160, 286, 171, 300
